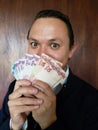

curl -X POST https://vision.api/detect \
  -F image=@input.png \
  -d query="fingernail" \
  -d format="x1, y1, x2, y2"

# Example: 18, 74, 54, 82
34, 84, 44, 92
32, 80, 37, 85
32, 88, 38, 94
37, 99, 43, 104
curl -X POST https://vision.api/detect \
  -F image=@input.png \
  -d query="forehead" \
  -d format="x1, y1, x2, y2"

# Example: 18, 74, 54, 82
29, 18, 68, 37
32, 17, 67, 26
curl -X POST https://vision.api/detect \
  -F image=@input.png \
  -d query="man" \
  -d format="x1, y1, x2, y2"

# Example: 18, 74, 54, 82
0, 9, 98, 130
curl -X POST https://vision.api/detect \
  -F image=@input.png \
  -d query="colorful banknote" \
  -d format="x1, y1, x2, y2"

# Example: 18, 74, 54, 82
11, 53, 66, 90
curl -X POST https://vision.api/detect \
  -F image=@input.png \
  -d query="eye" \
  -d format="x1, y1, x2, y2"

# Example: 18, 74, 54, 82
50, 43, 60, 49
30, 42, 38, 48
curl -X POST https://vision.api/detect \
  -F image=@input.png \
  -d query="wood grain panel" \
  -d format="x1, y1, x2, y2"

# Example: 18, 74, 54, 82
0, 0, 97, 107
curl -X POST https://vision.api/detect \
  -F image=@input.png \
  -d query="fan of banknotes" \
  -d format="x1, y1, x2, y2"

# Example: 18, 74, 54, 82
11, 53, 66, 90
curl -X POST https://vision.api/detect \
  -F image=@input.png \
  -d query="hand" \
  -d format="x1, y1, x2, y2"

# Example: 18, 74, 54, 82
32, 80, 57, 129
8, 79, 43, 130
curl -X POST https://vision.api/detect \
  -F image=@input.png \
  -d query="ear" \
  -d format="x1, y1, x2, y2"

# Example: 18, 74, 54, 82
68, 43, 77, 59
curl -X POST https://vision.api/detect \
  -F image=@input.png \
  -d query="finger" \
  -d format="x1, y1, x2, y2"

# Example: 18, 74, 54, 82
32, 80, 54, 97
9, 86, 39, 100
9, 105, 40, 115
8, 97, 43, 106
14, 79, 32, 90
35, 90, 56, 106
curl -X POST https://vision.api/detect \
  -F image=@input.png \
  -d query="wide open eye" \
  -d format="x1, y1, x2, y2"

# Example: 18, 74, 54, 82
30, 42, 38, 48
50, 43, 60, 49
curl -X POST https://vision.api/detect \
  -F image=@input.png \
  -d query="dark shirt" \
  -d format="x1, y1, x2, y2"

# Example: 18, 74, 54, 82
0, 69, 98, 130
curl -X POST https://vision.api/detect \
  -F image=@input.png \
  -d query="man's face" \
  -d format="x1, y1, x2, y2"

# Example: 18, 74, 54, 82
28, 18, 76, 69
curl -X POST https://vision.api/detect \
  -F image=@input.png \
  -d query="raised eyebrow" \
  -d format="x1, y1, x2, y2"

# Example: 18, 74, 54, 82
28, 37, 38, 42
49, 38, 63, 43
28, 38, 57, 41
49, 39, 57, 42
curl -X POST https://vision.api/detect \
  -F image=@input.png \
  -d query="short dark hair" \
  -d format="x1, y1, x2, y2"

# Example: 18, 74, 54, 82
27, 9, 74, 48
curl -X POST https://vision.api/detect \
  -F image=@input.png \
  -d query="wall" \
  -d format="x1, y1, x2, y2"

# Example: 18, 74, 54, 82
0, 0, 98, 107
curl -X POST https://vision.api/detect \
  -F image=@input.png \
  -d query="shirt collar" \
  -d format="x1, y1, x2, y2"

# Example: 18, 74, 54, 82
61, 65, 69, 85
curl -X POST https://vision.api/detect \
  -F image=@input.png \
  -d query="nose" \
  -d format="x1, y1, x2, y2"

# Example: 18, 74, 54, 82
36, 46, 48, 56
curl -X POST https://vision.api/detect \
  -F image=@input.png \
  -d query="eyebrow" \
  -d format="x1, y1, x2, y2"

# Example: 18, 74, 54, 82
27, 38, 38, 42
49, 38, 57, 41
28, 37, 63, 43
